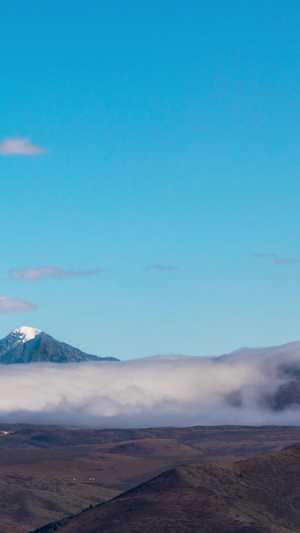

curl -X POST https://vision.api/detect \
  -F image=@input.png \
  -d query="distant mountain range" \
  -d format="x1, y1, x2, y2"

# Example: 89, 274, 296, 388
0, 326, 119, 364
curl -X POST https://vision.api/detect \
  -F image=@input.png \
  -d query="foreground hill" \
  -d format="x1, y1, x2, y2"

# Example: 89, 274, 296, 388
31, 444, 300, 533
0, 326, 118, 363
0, 424, 299, 532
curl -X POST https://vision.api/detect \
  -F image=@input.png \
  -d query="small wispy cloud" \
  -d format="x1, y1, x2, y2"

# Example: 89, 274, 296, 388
151, 264, 179, 271
0, 296, 36, 313
10, 267, 104, 281
0, 138, 45, 156
253, 253, 276, 259
275, 258, 297, 266
10, 266, 104, 282
254, 253, 297, 266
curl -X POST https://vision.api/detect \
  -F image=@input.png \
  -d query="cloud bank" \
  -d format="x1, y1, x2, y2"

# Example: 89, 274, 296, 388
0, 138, 45, 155
10, 266, 104, 282
2, 343, 300, 427
0, 296, 36, 314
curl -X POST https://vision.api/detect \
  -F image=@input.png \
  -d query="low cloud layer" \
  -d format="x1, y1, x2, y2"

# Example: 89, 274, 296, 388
0, 138, 45, 155
2, 342, 300, 427
0, 296, 36, 313
11, 266, 104, 282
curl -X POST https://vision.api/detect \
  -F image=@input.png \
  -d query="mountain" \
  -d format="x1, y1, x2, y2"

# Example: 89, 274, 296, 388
31, 444, 300, 533
0, 326, 119, 364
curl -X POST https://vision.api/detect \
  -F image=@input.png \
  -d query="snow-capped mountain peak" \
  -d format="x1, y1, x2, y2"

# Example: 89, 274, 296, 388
12, 326, 42, 343
0, 327, 119, 364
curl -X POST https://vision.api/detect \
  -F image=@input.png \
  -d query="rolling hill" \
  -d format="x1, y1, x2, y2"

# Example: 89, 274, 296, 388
30, 444, 300, 533
0, 424, 299, 532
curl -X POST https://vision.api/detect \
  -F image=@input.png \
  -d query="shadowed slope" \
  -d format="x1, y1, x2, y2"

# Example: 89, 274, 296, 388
0, 424, 299, 532
31, 445, 300, 533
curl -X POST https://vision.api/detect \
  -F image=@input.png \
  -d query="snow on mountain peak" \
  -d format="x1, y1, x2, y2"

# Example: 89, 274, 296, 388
12, 326, 41, 342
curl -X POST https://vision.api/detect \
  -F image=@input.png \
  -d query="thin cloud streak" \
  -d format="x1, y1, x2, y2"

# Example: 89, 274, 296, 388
253, 253, 276, 259
151, 264, 179, 271
275, 258, 297, 265
0, 295, 36, 313
0, 137, 45, 155
254, 253, 297, 266
1, 343, 300, 426
10, 266, 104, 282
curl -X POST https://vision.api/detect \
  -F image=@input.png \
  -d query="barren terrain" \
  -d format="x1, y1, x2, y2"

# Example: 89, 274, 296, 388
0, 424, 299, 532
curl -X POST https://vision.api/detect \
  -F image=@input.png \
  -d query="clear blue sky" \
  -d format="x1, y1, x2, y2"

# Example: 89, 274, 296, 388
1, 0, 300, 359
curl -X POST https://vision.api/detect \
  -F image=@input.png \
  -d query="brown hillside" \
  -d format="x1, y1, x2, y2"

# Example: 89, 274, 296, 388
1, 424, 300, 532
30, 444, 300, 533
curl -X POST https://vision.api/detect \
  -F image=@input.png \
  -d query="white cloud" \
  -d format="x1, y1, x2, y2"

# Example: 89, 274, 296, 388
10, 266, 104, 282
0, 137, 45, 155
0, 295, 36, 313
1, 342, 300, 426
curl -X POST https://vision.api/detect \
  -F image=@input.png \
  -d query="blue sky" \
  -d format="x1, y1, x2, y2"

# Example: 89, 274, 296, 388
1, 0, 300, 359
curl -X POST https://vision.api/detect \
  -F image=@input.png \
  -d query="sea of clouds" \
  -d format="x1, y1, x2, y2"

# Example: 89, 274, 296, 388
2, 342, 300, 427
